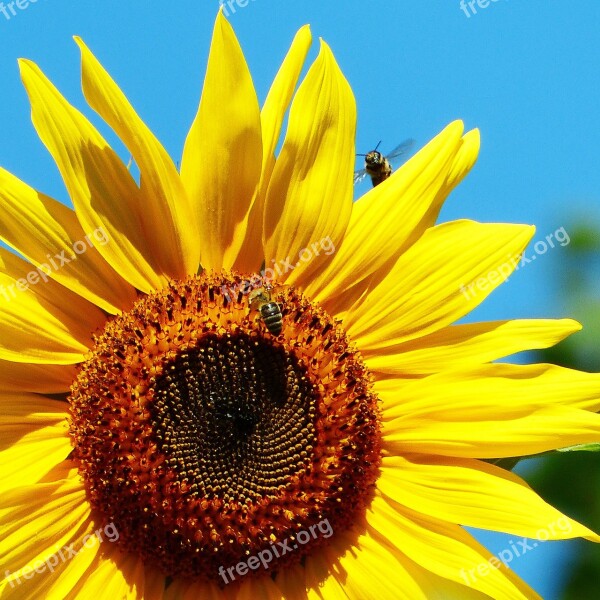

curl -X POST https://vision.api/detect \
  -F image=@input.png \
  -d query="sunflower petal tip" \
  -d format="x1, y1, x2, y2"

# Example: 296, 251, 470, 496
464, 127, 481, 145
17, 58, 36, 78
453, 119, 466, 136
519, 224, 537, 243
463, 129, 481, 160
317, 37, 331, 53
436, 120, 465, 147
214, 6, 237, 40
566, 318, 583, 332
297, 24, 312, 43
74, 38, 95, 65
216, 5, 230, 26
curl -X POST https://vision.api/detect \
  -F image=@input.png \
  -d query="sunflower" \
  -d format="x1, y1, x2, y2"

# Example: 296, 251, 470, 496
1, 11, 600, 600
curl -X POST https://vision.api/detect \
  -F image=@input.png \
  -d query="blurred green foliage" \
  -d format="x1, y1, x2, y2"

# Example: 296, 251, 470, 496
529, 217, 600, 599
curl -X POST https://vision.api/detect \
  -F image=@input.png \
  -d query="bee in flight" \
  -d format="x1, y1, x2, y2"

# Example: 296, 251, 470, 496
248, 285, 283, 335
353, 139, 415, 187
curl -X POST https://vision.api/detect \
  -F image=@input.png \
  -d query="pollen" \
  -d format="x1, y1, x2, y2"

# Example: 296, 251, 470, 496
68, 272, 381, 583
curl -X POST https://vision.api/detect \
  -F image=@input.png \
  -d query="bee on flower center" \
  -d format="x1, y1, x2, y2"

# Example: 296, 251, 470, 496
248, 286, 283, 335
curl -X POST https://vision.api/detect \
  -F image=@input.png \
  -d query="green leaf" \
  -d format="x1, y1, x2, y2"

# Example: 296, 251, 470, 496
557, 443, 600, 453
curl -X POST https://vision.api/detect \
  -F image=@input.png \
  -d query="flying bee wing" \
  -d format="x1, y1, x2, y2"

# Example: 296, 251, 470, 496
353, 168, 370, 185
386, 138, 415, 161
353, 139, 415, 185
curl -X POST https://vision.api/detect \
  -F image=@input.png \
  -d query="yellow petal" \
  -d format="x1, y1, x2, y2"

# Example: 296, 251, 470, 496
0, 423, 68, 490
75, 38, 200, 279
0, 360, 76, 393
61, 545, 162, 600
304, 121, 464, 306
0, 247, 105, 363
0, 460, 156, 600
345, 220, 535, 349
306, 581, 348, 600
18, 59, 168, 293
311, 126, 480, 318
316, 527, 429, 600
258, 25, 312, 200
0, 393, 67, 424
51, 539, 116, 600
1, 519, 98, 600
0, 167, 137, 313
378, 455, 600, 541
181, 12, 262, 271
366, 318, 581, 377
0, 394, 70, 490
304, 548, 349, 599
235, 25, 312, 273
384, 403, 600, 458
263, 40, 356, 287
0, 471, 90, 578
389, 553, 522, 600
368, 493, 539, 600
378, 362, 600, 418
380, 363, 600, 457
18, 522, 156, 600
441, 128, 480, 196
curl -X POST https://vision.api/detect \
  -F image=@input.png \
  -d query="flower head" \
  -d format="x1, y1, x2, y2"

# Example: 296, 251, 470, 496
1, 11, 600, 600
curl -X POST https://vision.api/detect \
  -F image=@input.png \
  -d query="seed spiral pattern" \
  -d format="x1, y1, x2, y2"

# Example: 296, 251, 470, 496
68, 273, 382, 581
152, 335, 317, 503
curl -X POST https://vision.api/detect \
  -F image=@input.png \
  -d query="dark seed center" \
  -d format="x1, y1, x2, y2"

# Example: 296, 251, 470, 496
151, 333, 317, 503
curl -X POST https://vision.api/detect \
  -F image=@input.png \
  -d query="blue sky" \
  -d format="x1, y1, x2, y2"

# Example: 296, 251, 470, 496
1, 1, 599, 597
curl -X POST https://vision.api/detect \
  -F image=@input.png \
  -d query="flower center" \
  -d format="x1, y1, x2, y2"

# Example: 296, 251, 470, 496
68, 273, 381, 583
153, 334, 317, 502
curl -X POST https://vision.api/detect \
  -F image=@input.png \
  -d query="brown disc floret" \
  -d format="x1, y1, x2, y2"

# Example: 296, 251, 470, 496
68, 272, 381, 583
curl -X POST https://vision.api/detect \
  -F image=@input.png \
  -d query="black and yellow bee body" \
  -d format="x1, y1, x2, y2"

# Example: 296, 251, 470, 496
248, 287, 283, 335
354, 139, 415, 187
